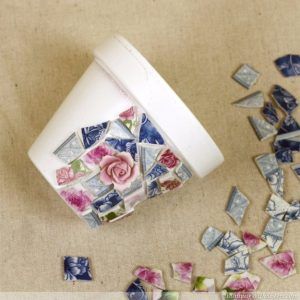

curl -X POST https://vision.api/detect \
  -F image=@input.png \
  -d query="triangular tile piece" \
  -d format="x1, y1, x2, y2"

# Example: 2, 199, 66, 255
271, 85, 298, 114
265, 194, 290, 220
262, 102, 279, 125
255, 153, 279, 178
283, 200, 300, 222
145, 164, 168, 181
233, 91, 264, 108
249, 116, 278, 141
278, 115, 300, 135
242, 231, 266, 253
140, 144, 163, 174
259, 251, 296, 278
266, 168, 284, 197
81, 121, 108, 149
224, 250, 250, 275
275, 54, 300, 77
106, 119, 136, 140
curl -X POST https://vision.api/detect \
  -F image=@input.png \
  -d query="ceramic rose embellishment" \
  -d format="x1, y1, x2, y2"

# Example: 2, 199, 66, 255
171, 262, 193, 283
100, 152, 138, 191
133, 266, 165, 290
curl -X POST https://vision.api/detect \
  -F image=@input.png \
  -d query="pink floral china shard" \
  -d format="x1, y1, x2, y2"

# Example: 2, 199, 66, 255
242, 231, 266, 253
133, 266, 165, 290
259, 250, 296, 279
82, 144, 114, 167
171, 262, 193, 283
223, 272, 261, 292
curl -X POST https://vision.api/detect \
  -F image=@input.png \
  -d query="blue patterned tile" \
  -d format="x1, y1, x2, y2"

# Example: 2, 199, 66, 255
81, 122, 108, 149
274, 137, 300, 152
266, 168, 284, 197
262, 102, 279, 125
201, 226, 224, 251
126, 278, 148, 300
265, 194, 290, 220
64, 256, 92, 281
283, 200, 300, 222
139, 114, 165, 145
224, 250, 250, 275
275, 54, 300, 77
233, 91, 264, 108
146, 180, 161, 198
275, 148, 294, 164
105, 138, 137, 160
92, 191, 123, 213
107, 119, 136, 140
217, 231, 246, 256
145, 164, 168, 181
249, 116, 277, 141
271, 85, 298, 114
278, 115, 300, 135
140, 144, 162, 175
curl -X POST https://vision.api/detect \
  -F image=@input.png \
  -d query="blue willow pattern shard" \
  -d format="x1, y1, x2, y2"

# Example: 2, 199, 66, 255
275, 54, 300, 77
278, 115, 300, 135
81, 122, 108, 149
175, 163, 192, 182
201, 226, 224, 251
275, 148, 293, 164
262, 102, 279, 125
249, 116, 277, 141
139, 114, 165, 145
232, 64, 260, 89
105, 138, 137, 160
255, 153, 279, 178
145, 164, 168, 181
271, 85, 298, 114
265, 194, 290, 220
64, 256, 92, 281
147, 180, 161, 198
224, 251, 250, 275
283, 200, 300, 222
82, 173, 113, 197
275, 136, 300, 152
92, 191, 123, 213
266, 168, 284, 197
217, 231, 246, 256
126, 278, 148, 300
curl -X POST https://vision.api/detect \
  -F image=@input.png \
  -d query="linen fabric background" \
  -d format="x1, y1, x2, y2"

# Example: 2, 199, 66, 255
0, 0, 299, 292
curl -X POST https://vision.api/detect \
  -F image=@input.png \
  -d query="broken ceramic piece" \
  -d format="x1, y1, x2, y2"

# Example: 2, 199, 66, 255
271, 85, 298, 114
242, 231, 266, 253
126, 278, 147, 300
107, 119, 136, 140
140, 144, 163, 175
249, 116, 278, 141
146, 164, 168, 181
201, 226, 224, 251
146, 180, 161, 198
64, 256, 92, 281
223, 272, 261, 292
255, 153, 279, 178
232, 64, 260, 89
91, 190, 123, 214
174, 163, 192, 182
262, 217, 286, 253
139, 114, 165, 145
275, 148, 294, 164
291, 164, 300, 180
171, 262, 193, 283
152, 290, 179, 300
265, 194, 290, 220
133, 266, 165, 290
262, 102, 279, 125
217, 231, 246, 256
278, 115, 300, 135
283, 200, 300, 222
275, 54, 300, 77
193, 276, 216, 292
266, 168, 284, 197
158, 149, 180, 169
53, 132, 84, 164
82, 143, 114, 168
158, 173, 182, 192
119, 106, 140, 136
259, 250, 296, 278
82, 173, 113, 197
275, 134, 300, 153
81, 121, 108, 149
224, 250, 250, 275
226, 187, 250, 226
233, 91, 264, 108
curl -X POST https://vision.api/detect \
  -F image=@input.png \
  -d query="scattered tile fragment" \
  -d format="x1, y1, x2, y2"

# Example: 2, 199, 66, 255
82, 173, 113, 197
92, 191, 123, 214
283, 200, 300, 222
262, 102, 279, 125
152, 289, 179, 300
106, 138, 137, 160
81, 121, 108, 149
193, 276, 215, 292
255, 153, 279, 178
224, 250, 250, 275
64, 256, 92, 281
223, 272, 261, 292
271, 85, 298, 114
233, 91, 264, 108
107, 119, 136, 140
275, 148, 294, 164
269, 195, 289, 219
201, 226, 224, 251
53, 132, 84, 164
217, 231, 246, 256
249, 116, 278, 141
171, 262, 192, 283
275, 134, 300, 152
126, 278, 147, 300
291, 164, 300, 180
133, 266, 165, 290
139, 114, 165, 145
81, 209, 101, 229
266, 168, 284, 197
226, 187, 250, 226
275, 54, 300, 77
174, 163, 192, 182
259, 250, 296, 278
242, 232, 266, 253
262, 217, 286, 253
278, 115, 300, 135
158, 149, 180, 169
232, 64, 260, 89
140, 144, 163, 175
265, 194, 290, 220
145, 164, 168, 181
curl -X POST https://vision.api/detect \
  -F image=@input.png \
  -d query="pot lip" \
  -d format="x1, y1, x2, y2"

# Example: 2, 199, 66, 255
94, 35, 224, 177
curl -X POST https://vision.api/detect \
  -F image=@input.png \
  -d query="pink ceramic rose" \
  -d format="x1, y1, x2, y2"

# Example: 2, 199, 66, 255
60, 188, 92, 212
99, 152, 138, 190
56, 167, 75, 185
84, 145, 113, 165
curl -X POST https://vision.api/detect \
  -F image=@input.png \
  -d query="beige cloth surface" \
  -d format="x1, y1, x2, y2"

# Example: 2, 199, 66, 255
0, 0, 299, 292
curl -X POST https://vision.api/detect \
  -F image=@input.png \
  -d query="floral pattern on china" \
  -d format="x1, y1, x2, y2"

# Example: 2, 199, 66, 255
53, 106, 192, 227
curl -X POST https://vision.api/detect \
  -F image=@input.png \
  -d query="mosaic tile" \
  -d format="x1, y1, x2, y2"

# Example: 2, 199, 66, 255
201, 226, 224, 251
275, 148, 294, 164
81, 173, 113, 197
265, 194, 289, 221
64, 256, 92, 281
283, 200, 300, 222
123, 185, 147, 212
82, 143, 114, 168
81, 121, 108, 149
174, 163, 192, 182
262, 102, 279, 125
105, 138, 137, 161
158, 149, 180, 169
145, 164, 168, 181
217, 231, 246, 256
171, 262, 193, 283
158, 173, 182, 192
259, 250, 296, 278
193, 276, 215, 292
266, 168, 284, 197
271, 85, 298, 114
226, 187, 250, 226
233, 64, 260, 89
291, 164, 300, 180
119, 106, 141, 136
126, 278, 147, 300
255, 153, 279, 178
122, 177, 144, 198
139, 144, 163, 175
224, 250, 250, 275
139, 114, 165, 145
274, 135, 300, 152
242, 231, 266, 253
133, 266, 165, 290
223, 272, 261, 292
99, 202, 128, 223
249, 116, 277, 141
275, 54, 300, 77
81, 209, 101, 229
153, 290, 179, 300
278, 115, 300, 135
107, 119, 136, 140
53, 132, 84, 164
233, 91, 264, 108
91, 190, 123, 214
146, 180, 161, 199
